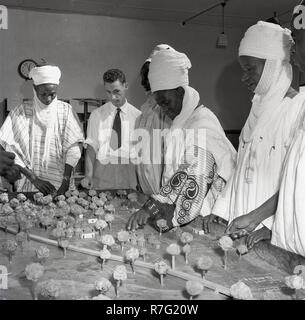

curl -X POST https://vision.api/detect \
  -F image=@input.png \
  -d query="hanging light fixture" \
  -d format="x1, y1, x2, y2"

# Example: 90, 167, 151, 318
180, 0, 229, 48
266, 11, 281, 25
216, 1, 228, 48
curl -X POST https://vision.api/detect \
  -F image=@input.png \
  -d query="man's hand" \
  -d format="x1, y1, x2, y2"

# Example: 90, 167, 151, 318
202, 214, 219, 234
80, 176, 93, 189
3, 165, 21, 183
0, 151, 15, 176
127, 209, 150, 231
225, 213, 260, 239
33, 178, 56, 195
56, 179, 70, 196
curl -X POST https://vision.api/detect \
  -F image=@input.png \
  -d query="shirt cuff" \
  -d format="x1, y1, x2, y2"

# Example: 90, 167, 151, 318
66, 145, 82, 167
261, 215, 274, 230
151, 193, 173, 205
84, 138, 99, 153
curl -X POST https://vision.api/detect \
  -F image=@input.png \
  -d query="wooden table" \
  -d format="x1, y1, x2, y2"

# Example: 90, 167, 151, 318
0, 191, 298, 300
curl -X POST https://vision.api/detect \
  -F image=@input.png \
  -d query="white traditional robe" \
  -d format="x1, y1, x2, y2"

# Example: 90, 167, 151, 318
213, 91, 305, 229
0, 97, 84, 191
271, 103, 305, 256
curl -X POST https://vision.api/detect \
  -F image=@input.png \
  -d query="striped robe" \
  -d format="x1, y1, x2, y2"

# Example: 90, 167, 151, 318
0, 100, 84, 191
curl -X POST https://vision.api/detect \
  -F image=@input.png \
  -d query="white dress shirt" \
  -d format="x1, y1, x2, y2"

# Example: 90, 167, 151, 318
85, 100, 141, 162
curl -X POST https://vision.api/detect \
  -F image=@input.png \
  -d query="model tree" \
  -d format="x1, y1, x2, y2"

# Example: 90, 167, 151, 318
100, 234, 115, 250
156, 219, 167, 237
125, 247, 139, 274
117, 230, 130, 251
36, 246, 50, 264
154, 260, 170, 286
166, 244, 181, 270
58, 239, 70, 258
39, 280, 60, 300
16, 231, 28, 254
104, 214, 115, 230
99, 247, 111, 270
95, 278, 112, 296
230, 281, 253, 300
113, 265, 128, 297
95, 219, 107, 236
218, 236, 234, 270
185, 280, 203, 300
25, 263, 44, 300
196, 256, 213, 279
3, 239, 18, 264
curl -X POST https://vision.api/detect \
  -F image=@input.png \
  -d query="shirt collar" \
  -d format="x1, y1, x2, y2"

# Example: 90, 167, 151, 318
109, 100, 128, 114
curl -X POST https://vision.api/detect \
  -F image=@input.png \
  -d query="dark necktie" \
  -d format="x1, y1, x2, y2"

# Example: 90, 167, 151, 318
110, 108, 121, 150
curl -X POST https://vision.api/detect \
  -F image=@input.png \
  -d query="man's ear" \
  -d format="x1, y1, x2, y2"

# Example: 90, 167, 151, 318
124, 82, 129, 90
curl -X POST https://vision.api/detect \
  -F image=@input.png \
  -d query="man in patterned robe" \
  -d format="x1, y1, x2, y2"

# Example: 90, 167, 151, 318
127, 49, 236, 232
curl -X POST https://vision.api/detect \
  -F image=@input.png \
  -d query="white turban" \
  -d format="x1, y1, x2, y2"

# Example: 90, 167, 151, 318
145, 44, 175, 62
239, 21, 292, 61
29, 65, 61, 85
148, 50, 191, 92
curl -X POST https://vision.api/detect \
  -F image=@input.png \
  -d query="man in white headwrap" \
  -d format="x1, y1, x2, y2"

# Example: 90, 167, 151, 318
0, 65, 84, 195
206, 21, 305, 250
134, 44, 173, 195
224, 5, 305, 257
127, 49, 236, 232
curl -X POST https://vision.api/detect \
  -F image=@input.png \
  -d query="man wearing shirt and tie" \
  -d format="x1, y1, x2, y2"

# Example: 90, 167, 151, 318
82, 69, 141, 190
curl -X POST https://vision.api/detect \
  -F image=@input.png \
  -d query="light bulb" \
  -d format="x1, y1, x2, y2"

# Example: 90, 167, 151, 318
216, 32, 228, 48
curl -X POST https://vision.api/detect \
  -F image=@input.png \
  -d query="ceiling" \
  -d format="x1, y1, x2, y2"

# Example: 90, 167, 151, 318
2, 0, 300, 28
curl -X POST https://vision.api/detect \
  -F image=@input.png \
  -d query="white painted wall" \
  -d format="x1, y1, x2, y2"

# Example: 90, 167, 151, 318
0, 8, 252, 130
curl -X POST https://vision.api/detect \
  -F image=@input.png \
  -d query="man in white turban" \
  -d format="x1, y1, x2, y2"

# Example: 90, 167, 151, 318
127, 49, 236, 232
134, 44, 173, 195
0, 65, 84, 195
223, 5, 305, 257
205, 21, 305, 251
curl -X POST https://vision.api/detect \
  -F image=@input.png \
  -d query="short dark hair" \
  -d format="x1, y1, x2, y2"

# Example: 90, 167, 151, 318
103, 69, 126, 84
140, 61, 151, 91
